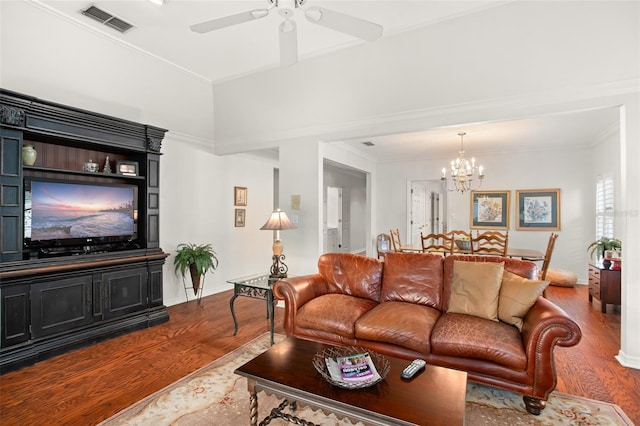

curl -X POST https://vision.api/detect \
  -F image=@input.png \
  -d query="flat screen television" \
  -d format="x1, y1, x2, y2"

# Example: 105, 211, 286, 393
24, 178, 138, 252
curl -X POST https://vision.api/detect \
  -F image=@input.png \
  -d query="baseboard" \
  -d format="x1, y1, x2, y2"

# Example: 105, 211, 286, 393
616, 350, 640, 370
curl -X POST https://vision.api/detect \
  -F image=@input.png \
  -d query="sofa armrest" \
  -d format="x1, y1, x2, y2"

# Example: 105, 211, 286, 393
521, 297, 582, 399
273, 274, 329, 336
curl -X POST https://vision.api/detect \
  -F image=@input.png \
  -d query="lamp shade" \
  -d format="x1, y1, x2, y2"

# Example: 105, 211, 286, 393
260, 209, 297, 231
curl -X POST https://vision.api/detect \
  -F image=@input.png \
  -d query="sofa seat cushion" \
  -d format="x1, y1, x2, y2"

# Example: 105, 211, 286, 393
431, 313, 527, 370
355, 301, 440, 354
296, 294, 378, 339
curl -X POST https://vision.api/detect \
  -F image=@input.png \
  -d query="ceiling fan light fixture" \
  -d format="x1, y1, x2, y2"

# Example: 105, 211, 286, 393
190, 0, 382, 66
280, 19, 296, 33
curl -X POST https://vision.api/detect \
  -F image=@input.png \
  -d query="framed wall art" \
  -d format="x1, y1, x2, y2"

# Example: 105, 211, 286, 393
235, 208, 246, 227
234, 186, 247, 206
516, 189, 561, 231
470, 190, 510, 229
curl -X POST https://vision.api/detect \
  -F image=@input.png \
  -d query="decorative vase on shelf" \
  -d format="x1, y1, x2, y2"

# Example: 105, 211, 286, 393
22, 145, 37, 166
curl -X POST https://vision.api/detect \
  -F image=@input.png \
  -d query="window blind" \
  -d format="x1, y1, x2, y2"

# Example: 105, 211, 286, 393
595, 174, 614, 239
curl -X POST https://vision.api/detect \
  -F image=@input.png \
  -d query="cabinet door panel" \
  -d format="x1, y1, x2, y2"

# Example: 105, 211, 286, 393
1, 284, 30, 347
103, 267, 148, 319
31, 276, 93, 338
0, 128, 23, 261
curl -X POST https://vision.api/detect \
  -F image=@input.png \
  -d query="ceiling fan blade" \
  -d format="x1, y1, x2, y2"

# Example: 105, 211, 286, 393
190, 9, 269, 33
304, 7, 383, 41
279, 20, 298, 67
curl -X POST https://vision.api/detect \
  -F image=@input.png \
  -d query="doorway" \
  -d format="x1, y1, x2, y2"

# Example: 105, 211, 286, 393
325, 186, 343, 252
409, 180, 446, 245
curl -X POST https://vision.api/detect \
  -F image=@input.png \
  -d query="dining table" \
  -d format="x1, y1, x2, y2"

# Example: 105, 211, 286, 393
399, 244, 544, 259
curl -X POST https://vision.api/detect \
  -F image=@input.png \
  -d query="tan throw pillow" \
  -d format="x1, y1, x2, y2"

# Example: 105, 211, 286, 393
499, 270, 549, 331
448, 261, 505, 321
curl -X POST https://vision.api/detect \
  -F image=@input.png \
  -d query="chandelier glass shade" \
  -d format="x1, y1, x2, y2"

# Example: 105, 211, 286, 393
441, 132, 484, 193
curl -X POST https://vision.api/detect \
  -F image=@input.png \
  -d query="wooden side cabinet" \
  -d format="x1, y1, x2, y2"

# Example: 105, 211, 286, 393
588, 263, 621, 313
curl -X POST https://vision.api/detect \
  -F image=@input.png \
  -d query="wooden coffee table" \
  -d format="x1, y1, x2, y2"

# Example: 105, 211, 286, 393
234, 337, 467, 425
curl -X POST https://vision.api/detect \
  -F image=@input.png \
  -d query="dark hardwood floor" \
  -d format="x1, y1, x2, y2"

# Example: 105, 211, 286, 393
1, 285, 638, 425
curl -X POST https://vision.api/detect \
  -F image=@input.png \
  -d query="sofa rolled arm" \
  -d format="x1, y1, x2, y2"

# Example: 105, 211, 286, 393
521, 297, 582, 400
273, 274, 329, 336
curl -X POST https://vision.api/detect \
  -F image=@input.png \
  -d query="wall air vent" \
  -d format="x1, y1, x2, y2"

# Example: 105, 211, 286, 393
81, 5, 134, 33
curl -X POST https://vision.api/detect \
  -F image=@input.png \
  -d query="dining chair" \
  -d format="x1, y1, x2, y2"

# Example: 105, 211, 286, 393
390, 228, 403, 252
376, 233, 393, 260
447, 230, 472, 253
471, 230, 509, 256
523, 232, 559, 280
421, 232, 454, 255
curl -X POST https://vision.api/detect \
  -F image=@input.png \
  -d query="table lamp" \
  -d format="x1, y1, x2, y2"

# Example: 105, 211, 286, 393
260, 209, 297, 278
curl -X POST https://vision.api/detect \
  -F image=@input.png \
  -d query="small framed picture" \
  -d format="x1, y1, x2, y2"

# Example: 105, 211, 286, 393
234, 186, 247, 206
516, 189, 561, 231
470, 190, 510, 229
235, 208, 246, 227
116, 161, 139, 176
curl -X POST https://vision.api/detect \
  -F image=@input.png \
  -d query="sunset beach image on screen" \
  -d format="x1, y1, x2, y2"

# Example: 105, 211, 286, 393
28, 180, 135, 241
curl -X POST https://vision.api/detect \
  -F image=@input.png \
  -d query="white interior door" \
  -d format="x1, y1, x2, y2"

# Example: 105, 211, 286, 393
409, 180, 445, 245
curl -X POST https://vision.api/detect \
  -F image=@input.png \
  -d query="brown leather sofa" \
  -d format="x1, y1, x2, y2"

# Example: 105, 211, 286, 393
273, 252, 582, 415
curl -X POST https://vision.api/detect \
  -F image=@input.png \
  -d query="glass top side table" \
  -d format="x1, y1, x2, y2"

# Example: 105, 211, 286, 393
226, 274, 277, 345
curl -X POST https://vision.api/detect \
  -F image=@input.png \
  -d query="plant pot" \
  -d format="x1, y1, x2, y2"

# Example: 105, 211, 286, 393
189, 264, 201, 295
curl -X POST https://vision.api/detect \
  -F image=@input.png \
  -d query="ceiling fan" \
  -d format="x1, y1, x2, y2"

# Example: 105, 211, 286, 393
190, 0, 383, 67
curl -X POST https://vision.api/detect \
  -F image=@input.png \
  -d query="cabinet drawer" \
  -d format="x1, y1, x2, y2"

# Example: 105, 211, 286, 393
588, 265, 600, 280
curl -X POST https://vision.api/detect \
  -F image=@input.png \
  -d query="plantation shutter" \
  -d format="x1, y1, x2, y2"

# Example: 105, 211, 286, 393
595, 174, 614, 239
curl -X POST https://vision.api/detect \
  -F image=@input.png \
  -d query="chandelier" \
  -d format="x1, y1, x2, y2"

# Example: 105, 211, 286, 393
441, 132, 484, 193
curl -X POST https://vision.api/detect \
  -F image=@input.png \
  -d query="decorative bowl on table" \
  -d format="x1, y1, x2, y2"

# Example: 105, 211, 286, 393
312, 346, 390, 389
455, 239, 471, 250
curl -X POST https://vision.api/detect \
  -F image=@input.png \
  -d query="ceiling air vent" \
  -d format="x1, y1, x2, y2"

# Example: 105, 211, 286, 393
81, 5, 134, 33
361, 141, 375, 147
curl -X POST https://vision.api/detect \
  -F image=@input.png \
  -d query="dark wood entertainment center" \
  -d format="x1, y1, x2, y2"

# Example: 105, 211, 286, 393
0, 89, 169, 373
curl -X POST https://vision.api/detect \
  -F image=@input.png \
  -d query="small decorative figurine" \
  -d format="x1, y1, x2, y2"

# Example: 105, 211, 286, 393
103, 156, 112, 174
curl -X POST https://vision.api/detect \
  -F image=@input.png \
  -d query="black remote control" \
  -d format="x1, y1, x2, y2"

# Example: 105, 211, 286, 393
401, 359, 426, 379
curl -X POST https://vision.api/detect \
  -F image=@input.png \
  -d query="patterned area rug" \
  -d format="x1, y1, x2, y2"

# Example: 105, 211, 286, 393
101, 333, 633, 426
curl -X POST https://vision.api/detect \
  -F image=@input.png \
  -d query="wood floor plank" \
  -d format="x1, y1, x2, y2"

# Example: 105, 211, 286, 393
1, 285, 638, 425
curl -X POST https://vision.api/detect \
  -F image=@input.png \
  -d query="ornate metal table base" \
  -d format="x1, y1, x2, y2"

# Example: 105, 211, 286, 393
255, 399, 316, 426
227, 274, 276, 345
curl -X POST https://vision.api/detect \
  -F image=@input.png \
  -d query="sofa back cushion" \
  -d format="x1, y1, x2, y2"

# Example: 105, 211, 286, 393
380, 252, 444, 309
318, 253, 383, 301
442, 255, 537, 311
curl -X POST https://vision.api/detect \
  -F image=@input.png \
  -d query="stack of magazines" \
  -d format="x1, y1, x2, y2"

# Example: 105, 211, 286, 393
325, 352, 381, 385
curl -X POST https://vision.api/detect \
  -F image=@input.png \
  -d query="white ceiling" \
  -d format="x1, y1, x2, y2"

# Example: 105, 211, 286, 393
37, 0, 621, 162
41, 0, 501, 82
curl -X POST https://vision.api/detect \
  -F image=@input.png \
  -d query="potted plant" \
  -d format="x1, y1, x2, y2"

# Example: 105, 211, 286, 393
587, 237, 621, 261
174, 243, 219, 295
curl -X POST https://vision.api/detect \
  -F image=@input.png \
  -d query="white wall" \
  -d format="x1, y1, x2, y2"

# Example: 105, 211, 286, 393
160, 135, 276, 306
278, 140, 323, 275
